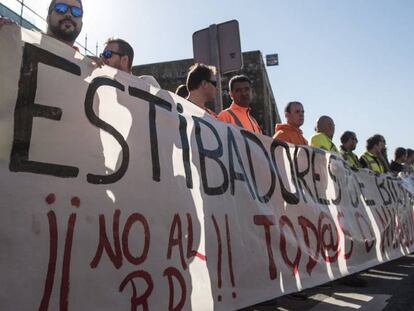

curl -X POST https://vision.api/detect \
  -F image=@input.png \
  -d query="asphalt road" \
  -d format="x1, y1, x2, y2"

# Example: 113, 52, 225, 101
242, 253, 414, 311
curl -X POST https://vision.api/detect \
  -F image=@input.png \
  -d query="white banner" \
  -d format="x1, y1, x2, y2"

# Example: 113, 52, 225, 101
1, 26, 414, 311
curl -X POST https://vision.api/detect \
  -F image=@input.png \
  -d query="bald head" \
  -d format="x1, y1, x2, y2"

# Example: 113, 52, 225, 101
316, 116, 335, 139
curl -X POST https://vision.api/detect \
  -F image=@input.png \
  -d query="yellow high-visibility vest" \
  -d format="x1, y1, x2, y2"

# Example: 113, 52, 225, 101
310, 132, 338, 153
360, 151, 384, 174
340, 148, 362, 169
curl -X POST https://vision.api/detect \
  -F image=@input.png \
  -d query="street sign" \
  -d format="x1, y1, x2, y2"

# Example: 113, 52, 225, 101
192, 20, 243, 112
266, 54, 279, 66
192, 20, 243, 74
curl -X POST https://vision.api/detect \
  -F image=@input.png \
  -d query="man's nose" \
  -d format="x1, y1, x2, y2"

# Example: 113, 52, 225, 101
64, 12, 73, 19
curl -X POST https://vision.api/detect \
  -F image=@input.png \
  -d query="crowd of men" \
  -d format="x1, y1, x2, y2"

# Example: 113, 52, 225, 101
178, 62, 413, 178
1, 0, 412, 180
273, 100, 413, 177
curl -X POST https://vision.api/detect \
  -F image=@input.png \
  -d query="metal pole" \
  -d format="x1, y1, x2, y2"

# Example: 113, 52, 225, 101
208, 24, 223, 113
84, 33, 87, 55
19, 0, 24, 26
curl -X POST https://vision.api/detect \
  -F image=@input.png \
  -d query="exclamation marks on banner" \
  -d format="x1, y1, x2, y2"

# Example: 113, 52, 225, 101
60, 196, 80, 311
38, 193, 80, 311
39, 193, 58, 311
211, 214, 237, 302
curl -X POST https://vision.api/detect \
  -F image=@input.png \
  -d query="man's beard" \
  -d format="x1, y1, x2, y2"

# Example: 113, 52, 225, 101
49, 18, 81, 43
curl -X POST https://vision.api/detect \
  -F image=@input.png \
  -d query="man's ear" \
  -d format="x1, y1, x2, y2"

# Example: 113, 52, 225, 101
121, 55, 129, 70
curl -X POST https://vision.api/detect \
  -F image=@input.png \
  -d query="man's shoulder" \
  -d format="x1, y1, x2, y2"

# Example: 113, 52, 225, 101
217, 108, 231, 116
273, 128, 288, 139
217, 109, 232, 121
350, 151, 359, 159
205, 108, 218, 118
218, 106, 240, 115
310, 132, 324, 144
311, 132, 333, 150
390, 161, 402, 171
139, 75, 161, 88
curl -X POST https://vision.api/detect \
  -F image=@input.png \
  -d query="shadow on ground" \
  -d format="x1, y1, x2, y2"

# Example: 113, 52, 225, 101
241, 254, 414, 311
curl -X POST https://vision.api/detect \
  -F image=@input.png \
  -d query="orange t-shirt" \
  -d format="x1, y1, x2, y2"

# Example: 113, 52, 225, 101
217, 103, 261, 133
273, 123, 308, 145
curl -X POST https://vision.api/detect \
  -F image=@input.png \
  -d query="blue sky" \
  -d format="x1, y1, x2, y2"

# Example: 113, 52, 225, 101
3, 0, 413, 157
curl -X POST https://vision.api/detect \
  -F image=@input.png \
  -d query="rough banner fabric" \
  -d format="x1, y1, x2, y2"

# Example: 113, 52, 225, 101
1, 25, 414, 311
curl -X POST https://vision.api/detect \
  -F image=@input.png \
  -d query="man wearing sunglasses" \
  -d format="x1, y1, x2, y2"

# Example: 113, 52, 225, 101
46, 0, 83, 47
100, 38, 134, 73
1, 1, 82, 48
186, 63, 218, 117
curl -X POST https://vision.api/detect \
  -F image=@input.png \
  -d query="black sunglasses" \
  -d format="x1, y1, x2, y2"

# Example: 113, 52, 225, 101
206, 79, 217, 87
54, 3, 83, 18
100, 50, 124, 59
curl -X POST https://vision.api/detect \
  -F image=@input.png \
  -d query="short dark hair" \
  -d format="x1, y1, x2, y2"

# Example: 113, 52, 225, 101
340, 131, 356, 145
407, 148, 414, 158
229, 75, 251, 91
285, 101, 302, 113
48, 0, 83, 16
394, 147, 407, 160
186, 63, 216, 91
106, 38, 134, 70
175, 84, 188, 98
366, 135, 383, 150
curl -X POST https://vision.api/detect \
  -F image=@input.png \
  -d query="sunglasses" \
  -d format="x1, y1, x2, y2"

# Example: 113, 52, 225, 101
54, 3, 83, 18
206, 79, 217, 87
100, 50, 124, 59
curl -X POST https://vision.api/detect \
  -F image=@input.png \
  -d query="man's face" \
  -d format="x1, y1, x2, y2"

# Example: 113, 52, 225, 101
348, 134, 358, 151
379, 137, 386, 151
327, 119, 335, 140
230, 81, 252, 107
47, 0, 83, 44
203, 73, 217, 103
372, 137, 385, 155
101, 42, 129, 72
286, 103, 304, 128
407, 154, 414, 164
